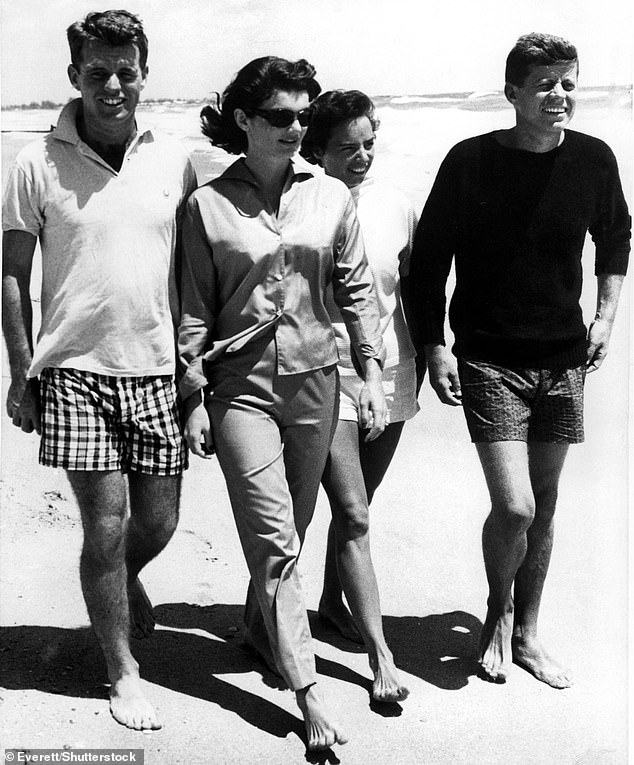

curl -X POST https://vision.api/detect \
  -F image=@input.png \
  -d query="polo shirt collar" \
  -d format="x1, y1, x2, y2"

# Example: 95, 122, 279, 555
52, 98, 154, 147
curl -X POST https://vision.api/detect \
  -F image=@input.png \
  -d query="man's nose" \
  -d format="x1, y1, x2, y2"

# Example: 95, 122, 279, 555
104, 74, 121, 91
551, 81, 566, 97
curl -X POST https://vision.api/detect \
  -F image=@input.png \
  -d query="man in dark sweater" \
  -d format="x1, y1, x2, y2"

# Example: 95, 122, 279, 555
406, 33, 630, 688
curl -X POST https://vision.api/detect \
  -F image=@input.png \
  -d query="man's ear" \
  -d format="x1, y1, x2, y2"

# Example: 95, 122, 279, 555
504, 82, 517, 104
140, 66, 149, 90
68, 64, 81, 91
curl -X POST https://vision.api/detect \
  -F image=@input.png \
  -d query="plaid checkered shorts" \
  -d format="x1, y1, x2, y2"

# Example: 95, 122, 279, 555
458, 359, 585, 443
40, 368, 187, 474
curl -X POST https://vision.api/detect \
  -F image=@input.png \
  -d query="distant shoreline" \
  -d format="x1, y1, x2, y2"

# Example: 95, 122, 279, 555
2, 83, 631, 112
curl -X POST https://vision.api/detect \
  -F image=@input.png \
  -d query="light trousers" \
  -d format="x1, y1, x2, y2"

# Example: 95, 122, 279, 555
206, 335, 338, 690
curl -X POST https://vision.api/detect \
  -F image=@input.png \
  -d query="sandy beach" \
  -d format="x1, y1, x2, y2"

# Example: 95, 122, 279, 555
1, 96, 631, 763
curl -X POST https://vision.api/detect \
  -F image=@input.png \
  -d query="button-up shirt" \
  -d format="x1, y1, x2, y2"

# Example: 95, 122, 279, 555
178, 158, 384, 399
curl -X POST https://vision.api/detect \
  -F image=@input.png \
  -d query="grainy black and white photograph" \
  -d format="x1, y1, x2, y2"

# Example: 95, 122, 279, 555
1, 1, 632, 763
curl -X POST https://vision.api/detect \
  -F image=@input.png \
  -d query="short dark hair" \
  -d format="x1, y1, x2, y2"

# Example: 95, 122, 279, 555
200, 56, 321, 155
300, 89, 379, 164
505, 32, 578, 86
67, 9, 149, 70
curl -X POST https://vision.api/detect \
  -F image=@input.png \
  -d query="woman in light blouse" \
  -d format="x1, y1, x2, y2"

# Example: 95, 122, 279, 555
178, 57, 386, 751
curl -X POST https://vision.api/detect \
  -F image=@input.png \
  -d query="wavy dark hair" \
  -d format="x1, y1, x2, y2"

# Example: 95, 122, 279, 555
300, 90, 379, 165
67, 9, 148, 70
200, 56, 321, 155
505, 32, 578, 86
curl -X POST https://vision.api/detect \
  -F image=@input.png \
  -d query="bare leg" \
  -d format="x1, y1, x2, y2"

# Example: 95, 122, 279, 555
126, 473, 180, 638
319, 522, 363, 643
319, 422, 405, 643
296, 684, 348, 751
321, 421, 408, 702
475, 442, 535, 683
512, 442, 573, 688
68, 471, 161, 730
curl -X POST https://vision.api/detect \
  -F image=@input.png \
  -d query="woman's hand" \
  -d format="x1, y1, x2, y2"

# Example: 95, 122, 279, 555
358, 358, 387, 442
183, 394, 214, 458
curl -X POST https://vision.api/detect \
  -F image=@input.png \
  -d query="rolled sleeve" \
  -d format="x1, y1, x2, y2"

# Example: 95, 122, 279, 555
331, 195, 386, 368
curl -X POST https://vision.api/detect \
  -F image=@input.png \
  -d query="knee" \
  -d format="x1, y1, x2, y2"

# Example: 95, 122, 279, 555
81, 514, 127, 566
133, 511, 178, 546
332, 499, 370, 541
533, 485, 558, 522
491, 496, 535, 534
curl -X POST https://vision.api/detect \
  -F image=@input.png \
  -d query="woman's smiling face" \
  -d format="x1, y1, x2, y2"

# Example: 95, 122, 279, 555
316, 115, 376, 188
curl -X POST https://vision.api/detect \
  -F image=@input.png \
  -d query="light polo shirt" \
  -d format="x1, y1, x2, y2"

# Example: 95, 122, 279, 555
2, 98, 197, 378
178, 158, 385, 400
328, 176, 418, 374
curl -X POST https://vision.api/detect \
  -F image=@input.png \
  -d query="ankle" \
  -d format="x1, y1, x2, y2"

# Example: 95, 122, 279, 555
107, 658, 140, 684
512, 626, 538, 642
296, 682, 319, 705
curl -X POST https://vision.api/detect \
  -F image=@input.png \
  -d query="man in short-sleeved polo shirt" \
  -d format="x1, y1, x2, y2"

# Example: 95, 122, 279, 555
2, 9, 196, 730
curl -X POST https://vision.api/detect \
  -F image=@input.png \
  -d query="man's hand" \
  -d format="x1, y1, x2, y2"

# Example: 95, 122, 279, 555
425, 344, 462, 406
586, 317, 612, 373
586, 274, 625, 373
6, 377, 41, 434
358, 358, 387, 442
183, 395, 214, 458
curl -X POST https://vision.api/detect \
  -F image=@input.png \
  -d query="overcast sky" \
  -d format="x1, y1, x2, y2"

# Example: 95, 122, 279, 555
1, 0, 632, 105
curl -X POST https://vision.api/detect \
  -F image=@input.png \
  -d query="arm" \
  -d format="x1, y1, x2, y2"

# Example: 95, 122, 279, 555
177, 196, 216, 458
405, 152, 460, 404
585, 143, 630, 373
2, 230, 41, 432
586, 273, 625, 373
399, 202, 427, 392
331, 195, 387, 439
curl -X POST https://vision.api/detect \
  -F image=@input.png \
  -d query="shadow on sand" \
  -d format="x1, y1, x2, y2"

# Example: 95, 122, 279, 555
0, 616, 303, 743
309, 608, 482, 691
0, 604, 481, 756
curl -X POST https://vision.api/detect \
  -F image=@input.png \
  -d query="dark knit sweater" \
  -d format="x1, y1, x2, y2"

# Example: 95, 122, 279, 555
408, 130, 630, 368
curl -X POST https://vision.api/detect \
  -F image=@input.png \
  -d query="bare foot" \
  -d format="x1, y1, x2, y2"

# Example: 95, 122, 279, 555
477, 608, 513, 683
369, 653, 409, 703
110, 674, 161, 730
318, 598, 363, 644
296, 684, 348, 751
128, 578, 155, 639
512, 634, 573, 688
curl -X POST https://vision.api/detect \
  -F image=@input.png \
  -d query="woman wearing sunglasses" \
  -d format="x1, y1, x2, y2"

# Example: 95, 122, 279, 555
177, 57, 387, 751
301, 90, 419, 701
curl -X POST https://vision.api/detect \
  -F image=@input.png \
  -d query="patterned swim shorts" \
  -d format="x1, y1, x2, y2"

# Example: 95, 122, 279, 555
39, 368, 187, 474
457, 359, 586, 443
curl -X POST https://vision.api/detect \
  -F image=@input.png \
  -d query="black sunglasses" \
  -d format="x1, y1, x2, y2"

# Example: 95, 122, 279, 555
250, 107, 311, 128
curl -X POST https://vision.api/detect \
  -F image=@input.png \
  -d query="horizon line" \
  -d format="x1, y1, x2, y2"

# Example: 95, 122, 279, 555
2, 82, 632, 111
